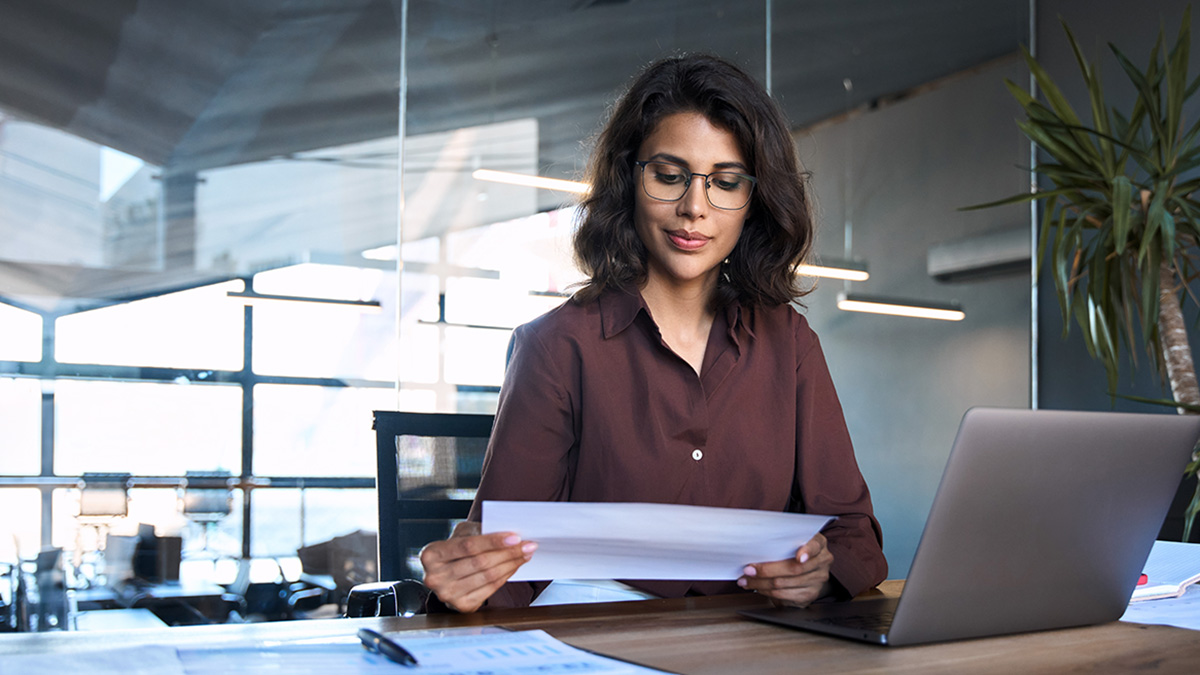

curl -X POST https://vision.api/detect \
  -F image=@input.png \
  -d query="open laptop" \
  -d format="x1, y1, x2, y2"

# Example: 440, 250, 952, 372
740, 407, 1200, 646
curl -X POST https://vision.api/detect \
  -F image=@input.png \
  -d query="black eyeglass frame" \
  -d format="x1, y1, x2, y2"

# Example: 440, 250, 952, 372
633, 160, 757, 211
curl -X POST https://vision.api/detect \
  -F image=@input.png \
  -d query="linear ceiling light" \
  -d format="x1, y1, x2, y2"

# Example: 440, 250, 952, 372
227, 290, 382, 313
837, 292, 964, 321
472, 169, 590, 194
798, 259, 869, 282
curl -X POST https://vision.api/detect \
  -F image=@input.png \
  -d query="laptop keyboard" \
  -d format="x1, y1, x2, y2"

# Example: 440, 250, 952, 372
814, 610, 896, 632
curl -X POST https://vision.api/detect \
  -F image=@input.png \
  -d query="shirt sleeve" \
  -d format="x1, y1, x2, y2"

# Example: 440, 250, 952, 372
793, 324, 888, 597
459, 321, 578, 608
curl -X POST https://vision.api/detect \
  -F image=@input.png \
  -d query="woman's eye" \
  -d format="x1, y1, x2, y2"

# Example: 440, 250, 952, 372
654, 171, 685, 185
712, 175, 745, 191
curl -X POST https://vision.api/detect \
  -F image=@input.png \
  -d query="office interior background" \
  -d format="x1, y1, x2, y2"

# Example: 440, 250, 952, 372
1, 0, 1197, 604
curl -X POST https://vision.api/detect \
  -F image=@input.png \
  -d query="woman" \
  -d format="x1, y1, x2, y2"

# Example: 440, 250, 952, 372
420, 54, 887, 613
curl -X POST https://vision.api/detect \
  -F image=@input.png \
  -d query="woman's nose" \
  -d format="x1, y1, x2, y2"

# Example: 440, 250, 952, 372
676, 177, 708, 217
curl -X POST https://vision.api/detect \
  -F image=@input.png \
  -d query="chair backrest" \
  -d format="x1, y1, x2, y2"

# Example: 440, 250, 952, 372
372, 411, 494, 581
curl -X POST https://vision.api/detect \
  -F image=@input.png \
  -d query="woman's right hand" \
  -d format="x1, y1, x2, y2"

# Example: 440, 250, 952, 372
418, 520, 537, 613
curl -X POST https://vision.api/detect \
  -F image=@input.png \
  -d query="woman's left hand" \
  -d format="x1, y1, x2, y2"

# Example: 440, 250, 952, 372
737, 533, 834, 607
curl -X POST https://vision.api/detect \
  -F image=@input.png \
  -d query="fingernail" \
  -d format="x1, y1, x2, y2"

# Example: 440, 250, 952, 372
521, 542, 538, 554
737, 577, 748, 587
503, 534, 520, 546
799, 553, 809, 564
742, 565, 757, 577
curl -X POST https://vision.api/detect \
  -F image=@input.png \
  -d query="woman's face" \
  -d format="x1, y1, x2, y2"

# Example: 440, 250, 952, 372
633, 111, 751, 297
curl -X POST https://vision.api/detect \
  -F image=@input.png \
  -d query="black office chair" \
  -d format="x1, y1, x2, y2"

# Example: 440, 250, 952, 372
346, 411, 493, 617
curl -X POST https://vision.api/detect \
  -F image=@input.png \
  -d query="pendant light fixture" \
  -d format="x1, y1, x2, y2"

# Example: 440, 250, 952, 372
837, 292, 965, 321
829, 78, 965, 321
472, 169, 589, 194
802, 78, 871, 284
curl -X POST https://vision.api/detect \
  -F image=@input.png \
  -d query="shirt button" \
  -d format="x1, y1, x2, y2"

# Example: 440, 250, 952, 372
692, 449, 703, 461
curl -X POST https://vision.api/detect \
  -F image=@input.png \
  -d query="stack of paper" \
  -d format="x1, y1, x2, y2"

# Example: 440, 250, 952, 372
1131, 540, 1200, 602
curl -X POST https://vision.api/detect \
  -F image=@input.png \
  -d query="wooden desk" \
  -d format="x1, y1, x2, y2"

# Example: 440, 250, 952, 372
3, 582, 1198, 673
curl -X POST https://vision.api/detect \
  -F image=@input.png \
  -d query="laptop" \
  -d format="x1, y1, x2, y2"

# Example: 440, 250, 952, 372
740, 407, 1200, 646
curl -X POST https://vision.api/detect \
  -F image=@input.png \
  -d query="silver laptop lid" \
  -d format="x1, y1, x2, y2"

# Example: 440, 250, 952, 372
887, 407, 1200, 645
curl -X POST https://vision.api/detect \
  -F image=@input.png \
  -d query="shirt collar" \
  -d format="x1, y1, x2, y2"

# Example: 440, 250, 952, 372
598, 287, 646, 340
597, 286, 755, 345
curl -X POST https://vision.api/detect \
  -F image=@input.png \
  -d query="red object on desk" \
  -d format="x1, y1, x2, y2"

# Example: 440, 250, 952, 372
1137, 574, 1148, 586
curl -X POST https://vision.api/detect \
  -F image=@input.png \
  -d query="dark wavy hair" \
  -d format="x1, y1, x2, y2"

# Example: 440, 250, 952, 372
572, 54, 815, 309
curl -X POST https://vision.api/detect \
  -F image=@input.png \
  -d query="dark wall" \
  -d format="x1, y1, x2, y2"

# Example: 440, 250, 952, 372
802, 57, 1032, 576
1035, 0, 1200, 540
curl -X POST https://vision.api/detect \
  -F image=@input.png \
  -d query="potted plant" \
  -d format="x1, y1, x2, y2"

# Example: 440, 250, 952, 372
970, 9, 1200, 537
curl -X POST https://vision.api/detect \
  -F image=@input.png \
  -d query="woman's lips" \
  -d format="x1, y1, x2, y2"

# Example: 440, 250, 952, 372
667, 230, 710, 251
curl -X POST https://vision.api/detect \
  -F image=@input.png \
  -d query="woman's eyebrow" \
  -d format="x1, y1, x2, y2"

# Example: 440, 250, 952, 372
647, 152, 750, 172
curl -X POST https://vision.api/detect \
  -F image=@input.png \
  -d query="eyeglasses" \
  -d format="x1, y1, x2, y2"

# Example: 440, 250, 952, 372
634, 160, 756, 211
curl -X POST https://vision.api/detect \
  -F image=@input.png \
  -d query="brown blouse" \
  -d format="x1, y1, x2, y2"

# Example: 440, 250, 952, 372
466, 288, 887, 607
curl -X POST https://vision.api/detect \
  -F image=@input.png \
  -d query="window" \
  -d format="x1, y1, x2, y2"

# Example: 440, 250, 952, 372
54, 379, 241, 476
253, 384, 394, 478
0, 303, 41, 362
56, 282, 245, 371
0, 378, 40, 474
251, 264, 397, 381
0, 489, 41, 559
250, 488, 375, 558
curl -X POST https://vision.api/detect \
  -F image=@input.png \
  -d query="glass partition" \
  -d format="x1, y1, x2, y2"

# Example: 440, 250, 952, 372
0, 0, 1032, 608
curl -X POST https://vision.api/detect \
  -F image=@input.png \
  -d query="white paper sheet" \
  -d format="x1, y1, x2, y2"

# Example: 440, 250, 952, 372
1121, 584, 1200, 631
482, 501, 834, 582
0, 645, 186, 675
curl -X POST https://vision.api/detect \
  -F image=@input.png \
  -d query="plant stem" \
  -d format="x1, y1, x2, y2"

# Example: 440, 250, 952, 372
1159, 262, 1200, 541
1158, 261, 1200, 413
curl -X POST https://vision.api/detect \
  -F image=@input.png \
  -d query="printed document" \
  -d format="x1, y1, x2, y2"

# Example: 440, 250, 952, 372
482, 500, 834, 581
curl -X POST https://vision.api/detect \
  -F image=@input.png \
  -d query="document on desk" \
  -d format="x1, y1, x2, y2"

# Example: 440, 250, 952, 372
389, 628, 671, 674
1121, 583, 1200, 631
483, 501, 834, 581
175, 628, 670, 675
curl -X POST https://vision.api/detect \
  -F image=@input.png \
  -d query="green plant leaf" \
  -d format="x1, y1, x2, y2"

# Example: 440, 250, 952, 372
1073, 288, 1095, 349
1003, 78, 1038, 108
1179, 111, 1200, 157
1089, 293, 1121, 393
1172, 195, 1200, 230
1021, 43, 1088, 130
1037, 197, 1056, 269
1111, 42, 1166, 158
1022, 44, 1105, 163
1066, 21, 1117, 172
1140, 242, 1162, 344
1140, 188, 1167, 263
1165, 7, 1191, 153
1187, 70, 1200, 100
1114, 256, 1139, 355
1185, 480, 1199, 542
1052, 208, 1074, 327
1018, 119, 1102, 172
1172, 151, 1200, 178
1162, 211, 1178, 263
1111, 175, 1134, 250
960, 187, 1079, 211
1113, 392, 1200, 412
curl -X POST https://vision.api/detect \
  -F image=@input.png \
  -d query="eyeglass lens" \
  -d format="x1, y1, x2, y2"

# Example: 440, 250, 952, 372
640, 161, 753, 210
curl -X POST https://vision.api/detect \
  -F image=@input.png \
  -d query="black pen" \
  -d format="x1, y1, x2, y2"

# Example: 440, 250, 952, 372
358, 627, 420, 667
